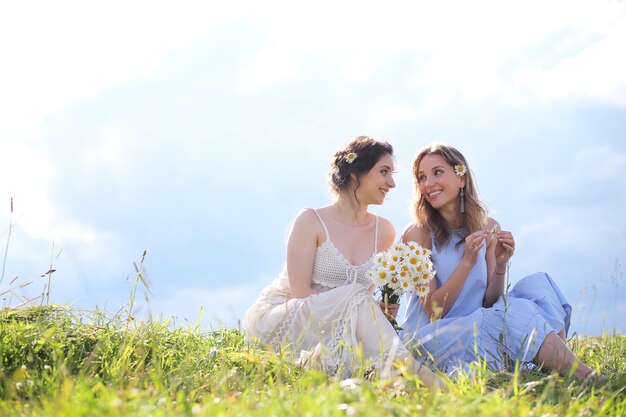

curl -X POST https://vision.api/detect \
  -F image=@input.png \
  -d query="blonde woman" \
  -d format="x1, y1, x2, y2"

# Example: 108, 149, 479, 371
401, 143, 602, 382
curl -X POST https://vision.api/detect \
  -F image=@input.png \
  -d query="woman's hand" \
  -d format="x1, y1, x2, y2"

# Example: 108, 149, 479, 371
494, 230, 515, 265
462, 230, 490, 267
379, 301, 399, 322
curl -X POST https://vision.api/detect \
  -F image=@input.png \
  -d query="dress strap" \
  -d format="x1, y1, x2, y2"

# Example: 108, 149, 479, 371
311, 209, 330, 242
374, 215, 379, 253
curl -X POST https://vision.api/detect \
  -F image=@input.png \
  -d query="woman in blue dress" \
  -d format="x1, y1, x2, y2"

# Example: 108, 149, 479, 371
400, 143, 601, 381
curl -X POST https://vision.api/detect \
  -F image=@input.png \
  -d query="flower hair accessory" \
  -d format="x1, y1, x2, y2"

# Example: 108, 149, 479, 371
454, 163, 467, 176
345, 152, 358, 163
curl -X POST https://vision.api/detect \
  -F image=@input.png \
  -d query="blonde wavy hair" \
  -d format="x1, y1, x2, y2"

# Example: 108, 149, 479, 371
411, 143, 487, 249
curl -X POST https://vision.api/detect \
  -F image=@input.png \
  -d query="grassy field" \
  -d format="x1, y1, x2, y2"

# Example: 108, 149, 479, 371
0, 304, 624, 417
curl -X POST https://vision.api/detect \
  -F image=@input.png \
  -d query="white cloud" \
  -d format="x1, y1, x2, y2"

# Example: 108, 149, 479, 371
0, 137, 58, 236
239, 46, 300, 93
2, 0, 623, 130
0, 1, 235, 130
337, 52, 386, 85
514, 13, 626, 106
374, 105, 421, 125
0, 134, 109, 244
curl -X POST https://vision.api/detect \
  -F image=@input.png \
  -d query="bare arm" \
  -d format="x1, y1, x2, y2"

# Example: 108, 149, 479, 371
484, 218, 515, 307
369, 217, 396, 294
402, 224, 489, 318
375, 217, 399, 320
286, 209, 322, 299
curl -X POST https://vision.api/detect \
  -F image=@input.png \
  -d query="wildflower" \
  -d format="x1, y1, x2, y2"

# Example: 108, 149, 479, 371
345, 153, 358, 163
374, 253, 385, 265
371, 268, 388, 286
416, 284, 430, 298
454, 163, 467, 176
368, 241, 436, 329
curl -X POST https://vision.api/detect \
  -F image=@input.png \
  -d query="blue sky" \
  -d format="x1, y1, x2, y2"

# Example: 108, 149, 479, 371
1, 0, 625, 335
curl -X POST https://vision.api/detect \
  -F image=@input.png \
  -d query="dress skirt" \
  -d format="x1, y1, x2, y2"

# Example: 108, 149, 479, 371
244, 273, 408, 376
403, 272, 572, 372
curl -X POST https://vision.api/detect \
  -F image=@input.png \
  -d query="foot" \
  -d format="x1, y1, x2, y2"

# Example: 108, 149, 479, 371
414, 362, 447, 391
582, 370, 607, 387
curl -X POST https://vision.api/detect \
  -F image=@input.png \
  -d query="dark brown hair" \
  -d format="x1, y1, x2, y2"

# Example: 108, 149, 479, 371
330, 136, 393, 207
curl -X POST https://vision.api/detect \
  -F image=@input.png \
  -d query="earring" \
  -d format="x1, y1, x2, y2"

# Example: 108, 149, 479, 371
460, 188, 465, 213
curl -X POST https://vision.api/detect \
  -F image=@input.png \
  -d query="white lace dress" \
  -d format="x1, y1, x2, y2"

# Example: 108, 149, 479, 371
243, 210, 411, 376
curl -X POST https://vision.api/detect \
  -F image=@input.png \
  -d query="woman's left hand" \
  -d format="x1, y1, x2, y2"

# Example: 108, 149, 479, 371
494, 230, 515, 264
378, 301, 399, 321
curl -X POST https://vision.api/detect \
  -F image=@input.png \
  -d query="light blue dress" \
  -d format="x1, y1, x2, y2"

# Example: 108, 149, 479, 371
401, 229, 572, 373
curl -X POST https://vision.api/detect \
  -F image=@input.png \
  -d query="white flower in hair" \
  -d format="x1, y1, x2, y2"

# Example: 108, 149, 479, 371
345, 153, 358, 163
454, 163, 467, 176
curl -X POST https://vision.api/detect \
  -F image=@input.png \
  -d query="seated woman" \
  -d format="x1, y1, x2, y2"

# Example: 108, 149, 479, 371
243, 136, 442, 387
401, 143, 602, 382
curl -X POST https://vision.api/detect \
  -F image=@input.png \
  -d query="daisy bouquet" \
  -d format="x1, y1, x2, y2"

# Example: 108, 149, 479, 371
368, 241, 436, 328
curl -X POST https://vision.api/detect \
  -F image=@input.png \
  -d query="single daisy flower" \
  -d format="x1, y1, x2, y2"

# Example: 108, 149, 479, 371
454, 163, 467, 176
369, 267, 388, 286
419, 273, 432, 285
416, 285, 430, 298
345, 152, 358, 163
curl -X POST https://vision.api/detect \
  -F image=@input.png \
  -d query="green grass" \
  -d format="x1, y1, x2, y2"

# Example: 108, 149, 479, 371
0, 305, 624, 417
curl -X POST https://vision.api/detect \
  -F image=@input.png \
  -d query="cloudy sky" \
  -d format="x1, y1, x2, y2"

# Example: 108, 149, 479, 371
1, 0, 625, 336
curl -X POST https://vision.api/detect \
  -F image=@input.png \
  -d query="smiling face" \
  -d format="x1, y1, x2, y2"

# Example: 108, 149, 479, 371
355, 152, 396, 205
416, 153, 465, 211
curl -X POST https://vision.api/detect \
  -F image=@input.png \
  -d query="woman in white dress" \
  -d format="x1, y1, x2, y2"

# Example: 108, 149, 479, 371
243, 136, 442, 386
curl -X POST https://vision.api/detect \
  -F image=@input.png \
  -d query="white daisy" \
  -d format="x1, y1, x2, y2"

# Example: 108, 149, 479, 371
454, 163, 467, 176
415, 285, 430, 298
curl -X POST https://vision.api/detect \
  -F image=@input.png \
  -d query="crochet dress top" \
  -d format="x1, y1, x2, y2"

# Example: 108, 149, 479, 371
309, 209, 379, 289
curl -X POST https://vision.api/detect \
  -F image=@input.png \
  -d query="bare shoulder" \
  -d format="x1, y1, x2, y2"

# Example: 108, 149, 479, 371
401, 223, 431, 249
289, 207, 324, 235
293, 207, 318, 223
376, 216, 397, 250
377, 216, 396, 237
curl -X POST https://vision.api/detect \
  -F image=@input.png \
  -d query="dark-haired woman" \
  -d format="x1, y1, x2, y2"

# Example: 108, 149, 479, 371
243, 136, 442, 386
401, 143, 602, 382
